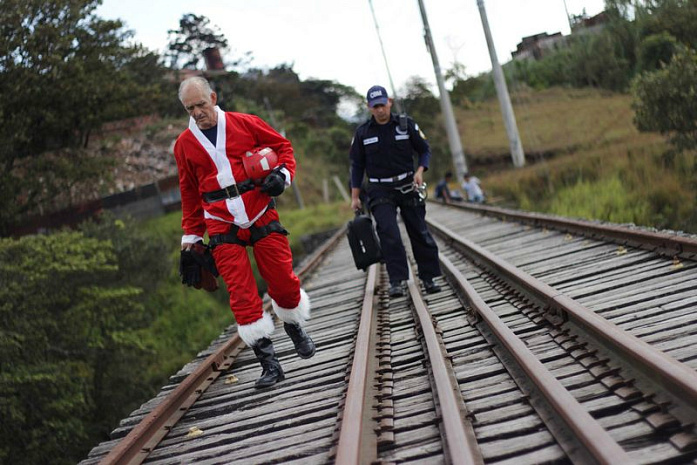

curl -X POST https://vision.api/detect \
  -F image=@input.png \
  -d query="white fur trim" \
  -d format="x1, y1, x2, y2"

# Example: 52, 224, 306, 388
272, 289, 311, 326
236, 311, 275, 346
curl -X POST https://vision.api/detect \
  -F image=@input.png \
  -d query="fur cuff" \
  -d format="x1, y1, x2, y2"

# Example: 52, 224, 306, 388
272, 289, 311, 326
237, 311, 275, 346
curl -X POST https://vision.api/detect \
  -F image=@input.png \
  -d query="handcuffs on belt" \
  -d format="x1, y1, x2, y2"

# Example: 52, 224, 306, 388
395, 182, 428, 201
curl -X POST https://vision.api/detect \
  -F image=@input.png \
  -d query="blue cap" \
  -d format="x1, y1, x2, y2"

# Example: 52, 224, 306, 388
366, 85, 389, 107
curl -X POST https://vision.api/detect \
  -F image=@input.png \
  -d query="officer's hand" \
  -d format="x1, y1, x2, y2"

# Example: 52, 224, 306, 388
351, 197, 362, 212
413, 169, 424, 187
179, 249, 201, 287
261, 169, 286, 197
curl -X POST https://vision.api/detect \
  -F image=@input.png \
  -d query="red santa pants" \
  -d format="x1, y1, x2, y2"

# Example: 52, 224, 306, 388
211, 209, 301, 326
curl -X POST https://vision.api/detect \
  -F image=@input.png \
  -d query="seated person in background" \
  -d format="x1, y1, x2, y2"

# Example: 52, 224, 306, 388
462, 172, 485, 203
434, 172, 463, 202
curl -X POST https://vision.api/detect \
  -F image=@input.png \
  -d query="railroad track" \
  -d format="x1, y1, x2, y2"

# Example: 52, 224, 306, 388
81, 202, 697, 464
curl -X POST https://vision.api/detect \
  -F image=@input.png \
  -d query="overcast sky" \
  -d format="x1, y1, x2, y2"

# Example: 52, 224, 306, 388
96, 0, 605, 98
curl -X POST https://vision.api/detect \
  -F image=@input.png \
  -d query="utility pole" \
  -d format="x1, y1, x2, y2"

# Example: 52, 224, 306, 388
562, 0, 574, 32
263, 97, 305, 209
477, 0, 525, 168
368, 0, 403, 113
416, 0, 468, 180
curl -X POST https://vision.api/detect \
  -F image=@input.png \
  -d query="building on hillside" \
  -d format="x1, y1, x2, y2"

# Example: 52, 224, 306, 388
511, 32, 566, 61
571, 11, 609, 36
510, 10, 609, 62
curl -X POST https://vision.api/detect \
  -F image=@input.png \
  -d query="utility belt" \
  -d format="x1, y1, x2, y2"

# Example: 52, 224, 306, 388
367, 175, 427, 196
367, 171, 413, 185
366, 180, 427, 210
209, 201, 287, 248
202, 180, 255, 203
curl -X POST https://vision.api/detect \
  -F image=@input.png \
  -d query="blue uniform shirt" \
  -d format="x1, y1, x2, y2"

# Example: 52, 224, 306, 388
349, 113, 431, 189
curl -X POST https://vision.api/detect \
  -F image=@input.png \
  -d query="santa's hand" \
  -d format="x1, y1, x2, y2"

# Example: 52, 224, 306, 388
261, 169, 286, 196
179, 249, 201, 287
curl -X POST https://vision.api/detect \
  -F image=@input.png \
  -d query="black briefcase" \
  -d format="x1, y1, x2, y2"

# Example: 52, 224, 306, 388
346, 211, 382, 271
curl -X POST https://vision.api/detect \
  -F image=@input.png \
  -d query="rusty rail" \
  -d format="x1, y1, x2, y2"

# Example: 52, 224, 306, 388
405, 263, 483, 465
428, 218, 697, 414
440, 253, 632, 464
436, 201, 697, 256
335, 264, 380, 464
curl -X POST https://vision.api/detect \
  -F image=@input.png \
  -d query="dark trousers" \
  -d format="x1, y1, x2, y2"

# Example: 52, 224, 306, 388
368, 186, 441, 284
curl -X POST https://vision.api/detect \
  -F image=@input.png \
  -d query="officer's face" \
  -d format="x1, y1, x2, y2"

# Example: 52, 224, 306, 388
181, 86, 218, 130
368, 99, 392, 124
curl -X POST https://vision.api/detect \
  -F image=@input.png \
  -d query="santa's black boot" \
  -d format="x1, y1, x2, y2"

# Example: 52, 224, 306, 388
284, 323, 316, 359
252, 338, 285, 389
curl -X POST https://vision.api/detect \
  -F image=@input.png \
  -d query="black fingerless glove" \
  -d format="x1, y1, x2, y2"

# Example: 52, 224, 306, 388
179, 249, 201, 287
261, 169, 286, 197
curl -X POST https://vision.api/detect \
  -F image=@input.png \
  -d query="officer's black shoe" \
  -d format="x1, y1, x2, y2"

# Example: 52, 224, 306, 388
388, 281, 405, 297
252, 337, 285, 389
284, 322, 316, 359
423, 279, 441, 294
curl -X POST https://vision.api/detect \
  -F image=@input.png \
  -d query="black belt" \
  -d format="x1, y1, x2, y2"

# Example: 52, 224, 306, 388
210, 219, 288, 248
368, 171, 413, 184
202, 180, 255, 203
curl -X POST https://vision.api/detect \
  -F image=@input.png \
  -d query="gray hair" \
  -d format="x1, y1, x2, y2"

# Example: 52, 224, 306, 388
178, 77, 214, 102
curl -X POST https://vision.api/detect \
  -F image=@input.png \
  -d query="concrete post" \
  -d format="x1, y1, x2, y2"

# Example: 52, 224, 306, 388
417, 0, 468, 179
477, 0, 525, 168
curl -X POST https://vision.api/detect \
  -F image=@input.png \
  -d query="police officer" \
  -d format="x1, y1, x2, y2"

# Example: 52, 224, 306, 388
349, 85, 441, 297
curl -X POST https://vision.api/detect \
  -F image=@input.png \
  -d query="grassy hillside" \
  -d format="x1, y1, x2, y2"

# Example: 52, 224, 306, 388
451, 87, 696, 233
458, 87, 652, 157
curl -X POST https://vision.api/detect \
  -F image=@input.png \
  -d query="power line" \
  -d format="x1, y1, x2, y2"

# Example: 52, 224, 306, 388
367, 0, 402, 112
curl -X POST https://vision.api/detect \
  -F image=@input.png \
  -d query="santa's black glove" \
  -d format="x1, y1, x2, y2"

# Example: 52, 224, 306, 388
261, 169, 286, 197
237, 179, 255, 195
179, 249, 201, 287
190, 242, 219, 277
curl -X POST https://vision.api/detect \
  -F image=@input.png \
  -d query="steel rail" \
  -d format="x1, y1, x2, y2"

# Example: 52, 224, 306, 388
440, 253, 632, 464
428, 218, 697, 412
405, 263, 483, 465
434, 201, 697, 256
335, 264, 380, 465
100, 225, 347, 465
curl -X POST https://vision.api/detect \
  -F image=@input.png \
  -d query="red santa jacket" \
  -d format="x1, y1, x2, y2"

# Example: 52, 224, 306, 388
174, 107, 295, 243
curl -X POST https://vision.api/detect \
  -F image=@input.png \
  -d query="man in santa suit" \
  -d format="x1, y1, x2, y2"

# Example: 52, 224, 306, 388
174, 76, 315, 389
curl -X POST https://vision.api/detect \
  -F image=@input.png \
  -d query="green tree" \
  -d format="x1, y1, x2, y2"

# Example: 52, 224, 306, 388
165, 13, 234, 70
0, 215, 170, 464
0, 0, 170, 234
632, 47, 697, 151
637, 0, 697, 50
637, 32, 679, 71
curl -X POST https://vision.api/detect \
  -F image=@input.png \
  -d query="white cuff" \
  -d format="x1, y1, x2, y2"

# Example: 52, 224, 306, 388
181, 234, 204, 245
237, 311, 275, 346
280, 167, 292, 187
272, 289, 311, 326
